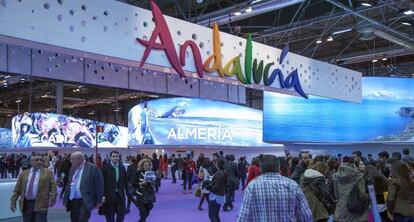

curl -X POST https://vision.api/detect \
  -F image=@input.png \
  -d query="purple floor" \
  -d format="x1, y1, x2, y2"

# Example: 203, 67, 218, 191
54, 178, 243, 222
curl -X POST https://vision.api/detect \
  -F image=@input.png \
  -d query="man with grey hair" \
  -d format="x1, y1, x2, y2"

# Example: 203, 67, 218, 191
237, 155, 312, 222
63, 151, 104, 222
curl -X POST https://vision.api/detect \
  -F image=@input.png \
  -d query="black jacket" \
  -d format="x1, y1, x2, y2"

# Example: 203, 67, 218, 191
210, 170, 227, 196
131, 170, 156, 203
127, 164, 137, 184
101, 163, 128, 203
238, 161, 247, 178
291, 162, 307, 184
224, 161, 239, 188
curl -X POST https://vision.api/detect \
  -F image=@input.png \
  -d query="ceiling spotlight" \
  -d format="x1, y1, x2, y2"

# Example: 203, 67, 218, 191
403, 9, 414, 15
20, 78, 27, 82
234, 10, 242, 16
252, 0, 263, 4
72, 88, 80, 92
372, 59, 378, 63
361, 2, 372, 7
332, 28, 352, 35
326, 36, 334, 42
15, 99, 21, 103
316, 39, 322, 44
382, 58, 388, 61
245, 6, 253, 13
402, 22, 412, 26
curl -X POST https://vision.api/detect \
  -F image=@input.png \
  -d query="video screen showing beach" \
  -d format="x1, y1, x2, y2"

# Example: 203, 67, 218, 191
128, 98, 271, 147
0, 128, 12, 148
264, 77, 414, 143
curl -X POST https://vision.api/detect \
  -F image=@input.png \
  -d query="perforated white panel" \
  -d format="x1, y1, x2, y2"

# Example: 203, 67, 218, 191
0, 0, 362, 102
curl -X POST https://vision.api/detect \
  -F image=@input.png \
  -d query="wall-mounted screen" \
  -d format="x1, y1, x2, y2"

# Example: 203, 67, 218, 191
0, 128, 12, 148
128, 98, 271, 146
264, 77, 414, 143
12, 113, 127, 148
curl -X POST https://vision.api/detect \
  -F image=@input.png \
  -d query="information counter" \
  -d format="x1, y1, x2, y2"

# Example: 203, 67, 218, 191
0, 179, 21, 220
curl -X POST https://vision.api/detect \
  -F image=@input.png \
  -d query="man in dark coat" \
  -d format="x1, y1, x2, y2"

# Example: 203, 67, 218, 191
101, 151, 128, 222
223, 154, 239, 211
59, 154, 72, 199
291, 151, 310, 184
63, 151, 104, 222
237, 157, 247, 191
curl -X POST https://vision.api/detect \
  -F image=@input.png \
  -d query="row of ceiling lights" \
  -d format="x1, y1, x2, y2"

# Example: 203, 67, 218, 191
232, 0, 266, 16
360, 2, 413, 26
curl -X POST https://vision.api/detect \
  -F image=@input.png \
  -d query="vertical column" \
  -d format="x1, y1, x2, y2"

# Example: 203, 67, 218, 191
28, 81, 32, 113
56, 82, 64, 114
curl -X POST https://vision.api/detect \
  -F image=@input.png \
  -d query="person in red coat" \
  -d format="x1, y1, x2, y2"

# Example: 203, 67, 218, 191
159, 154, 169, 179
183, 156, 196, 193
246, 157, 261, 187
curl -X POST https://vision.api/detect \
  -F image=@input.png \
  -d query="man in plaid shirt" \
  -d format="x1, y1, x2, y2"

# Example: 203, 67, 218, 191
237, 155, 313, 222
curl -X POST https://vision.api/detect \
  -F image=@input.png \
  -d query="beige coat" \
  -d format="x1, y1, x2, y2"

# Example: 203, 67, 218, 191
10, 167, 57, 212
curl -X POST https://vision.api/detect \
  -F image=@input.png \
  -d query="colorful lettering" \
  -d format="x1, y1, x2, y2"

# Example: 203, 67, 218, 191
203, 23, 225, 77
136, 1, 308, 99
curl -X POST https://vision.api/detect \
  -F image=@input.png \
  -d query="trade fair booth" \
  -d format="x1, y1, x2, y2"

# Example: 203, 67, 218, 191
0, 0, 412, 221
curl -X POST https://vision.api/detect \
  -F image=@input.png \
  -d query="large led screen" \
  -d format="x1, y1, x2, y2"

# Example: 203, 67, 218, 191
264, 77, 414, 142
128, 98, 271, 146
0, 128, 12, 148
12, 113, 128, 148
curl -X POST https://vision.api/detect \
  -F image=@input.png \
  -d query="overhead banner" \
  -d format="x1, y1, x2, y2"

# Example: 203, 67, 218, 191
12, 113, 128, 148
264, 77, 414, 143
0, 0, 361, 102
0, 128, 12, 148
128, 98, 271, 147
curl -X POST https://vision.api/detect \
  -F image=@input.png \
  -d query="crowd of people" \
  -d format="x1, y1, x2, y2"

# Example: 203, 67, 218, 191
3, 148, 414, 222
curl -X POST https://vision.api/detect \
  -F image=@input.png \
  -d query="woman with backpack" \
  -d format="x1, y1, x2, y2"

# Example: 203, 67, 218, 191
387, 162, 414, 221
301, 161, 335, 222
197, 158, 212, 211
333, 158, 370, 222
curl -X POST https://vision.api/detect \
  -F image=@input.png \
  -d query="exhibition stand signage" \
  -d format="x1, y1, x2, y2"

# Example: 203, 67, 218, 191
138, 1, 307, 98
0, 0, 362, 102
128, 97, 272, 147
264, 77, 414, 143
0, 128, 12, 148
12, 113, 127, 148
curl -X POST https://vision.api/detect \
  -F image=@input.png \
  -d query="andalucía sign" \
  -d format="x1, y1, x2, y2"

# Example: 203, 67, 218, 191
137, 1, 307, 98
0, 0, 362, 102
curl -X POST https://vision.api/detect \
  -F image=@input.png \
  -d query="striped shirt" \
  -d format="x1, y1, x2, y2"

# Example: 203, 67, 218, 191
237, 172, 313, 222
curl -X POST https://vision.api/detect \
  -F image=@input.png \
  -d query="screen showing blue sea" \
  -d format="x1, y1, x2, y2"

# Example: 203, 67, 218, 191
263, 77, 414, 142
128, 97, 271, 147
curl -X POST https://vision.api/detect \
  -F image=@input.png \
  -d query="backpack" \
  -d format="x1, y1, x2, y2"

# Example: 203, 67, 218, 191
346, 182, 369, 214
310, 178, 336, 215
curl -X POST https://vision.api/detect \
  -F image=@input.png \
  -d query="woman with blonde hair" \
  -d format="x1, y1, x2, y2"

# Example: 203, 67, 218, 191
132, 158, 156, 222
